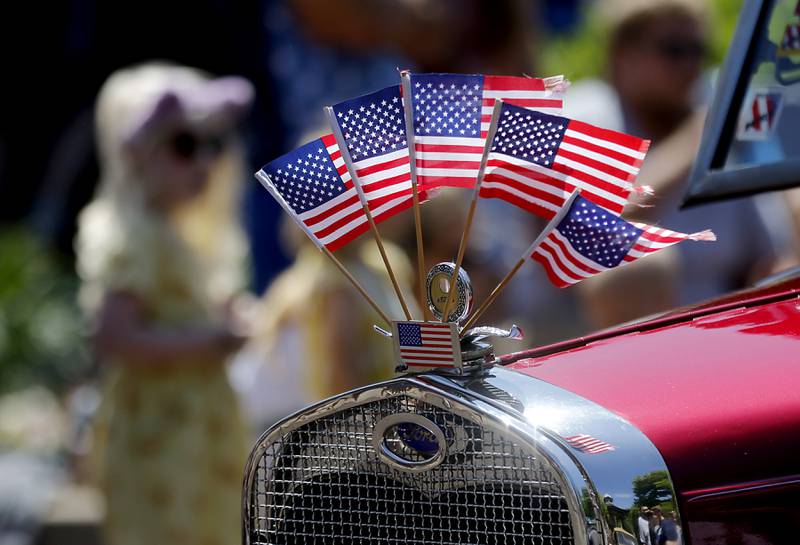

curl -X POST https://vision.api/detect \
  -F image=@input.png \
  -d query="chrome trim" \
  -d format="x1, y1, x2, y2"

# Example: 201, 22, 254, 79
242, 366, 680, 545
371, 413, 448, 473
243, 376, 593, 545
427, 367, 683, 544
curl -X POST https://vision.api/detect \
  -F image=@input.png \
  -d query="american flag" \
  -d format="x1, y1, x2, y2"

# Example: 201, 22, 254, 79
257, 134, 383, 252
530, 194, 715, 288
394, 321, 461, 370
480, 102, 651, 219
781, 23, 800, 52
739, 92, 782, 140
565, 434, 615, 454
330, 85, 425, 211
406, 73, 566, 190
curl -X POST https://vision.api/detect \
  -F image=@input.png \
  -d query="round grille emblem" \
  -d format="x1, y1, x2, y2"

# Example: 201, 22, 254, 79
396, 422, 439, 455
373, 414, 447, 472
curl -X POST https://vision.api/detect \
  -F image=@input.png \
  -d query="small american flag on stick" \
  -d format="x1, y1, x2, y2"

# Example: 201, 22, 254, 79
480, 102, 651, 219
393, 321, 461, 371
530, 193, 715, 288
329, 85, 426, 210
565, 434, 615, 454
404, 72, 566, 190
257, 134, 409, 252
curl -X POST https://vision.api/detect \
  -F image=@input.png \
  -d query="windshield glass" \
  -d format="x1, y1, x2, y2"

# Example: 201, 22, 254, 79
726, 1, 800, 168
686, 0, 800, 205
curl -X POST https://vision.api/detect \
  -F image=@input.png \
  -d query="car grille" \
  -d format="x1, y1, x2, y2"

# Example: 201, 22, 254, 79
246, 393, 574, 545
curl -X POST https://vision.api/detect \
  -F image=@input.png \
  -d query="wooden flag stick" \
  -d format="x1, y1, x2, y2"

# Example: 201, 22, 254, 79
400, 71, 428, 320
440, 100, 504, 322
460, 190, 581, 334
321, 245, 392, 325
325, 107, 413, 320
256, 170, 392, 325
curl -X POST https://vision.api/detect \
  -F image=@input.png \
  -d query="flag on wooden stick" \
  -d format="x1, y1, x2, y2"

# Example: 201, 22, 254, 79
479, 102, 652, 219
404, 73, 567, 190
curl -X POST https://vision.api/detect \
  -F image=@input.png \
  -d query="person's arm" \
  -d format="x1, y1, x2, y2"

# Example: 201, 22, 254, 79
92, 291, 246, 367
624, 109, 707, 222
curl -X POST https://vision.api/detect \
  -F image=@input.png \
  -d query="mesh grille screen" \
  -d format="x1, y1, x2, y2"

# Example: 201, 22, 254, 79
249, 395, 574, 544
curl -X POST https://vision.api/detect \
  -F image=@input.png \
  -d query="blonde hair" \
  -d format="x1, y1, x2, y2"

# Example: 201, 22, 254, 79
77, 62, 250, 311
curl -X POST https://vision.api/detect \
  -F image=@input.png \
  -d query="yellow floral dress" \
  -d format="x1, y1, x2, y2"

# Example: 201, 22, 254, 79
78, 202, 247, 545
229, 241, 414, 432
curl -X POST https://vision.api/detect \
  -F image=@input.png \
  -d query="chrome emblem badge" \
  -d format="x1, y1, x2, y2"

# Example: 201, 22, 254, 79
396, 421, 440, 456
373, 413, 447, 472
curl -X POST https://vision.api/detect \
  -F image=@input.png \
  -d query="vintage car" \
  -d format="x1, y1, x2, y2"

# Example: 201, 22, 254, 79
241, 0, 800, 543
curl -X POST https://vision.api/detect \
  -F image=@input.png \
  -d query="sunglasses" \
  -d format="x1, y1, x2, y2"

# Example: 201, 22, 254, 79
168, 130, 228, 161
651, 38, 708, 61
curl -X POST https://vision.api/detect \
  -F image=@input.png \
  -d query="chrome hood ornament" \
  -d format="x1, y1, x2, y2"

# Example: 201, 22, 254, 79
377, 263, 523, 376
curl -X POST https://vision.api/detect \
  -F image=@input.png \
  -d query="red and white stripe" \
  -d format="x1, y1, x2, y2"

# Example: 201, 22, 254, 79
415, 75, 565, 191
303, 135, 413, 251
351, 146, 427, 213
399, 323, 457, 369
291, 134, 366, 251
749, 95, 775, 132
531, 222, 715, 288
565, 434, 615, 454
625, 223, 716, 262
481, 119, 651, 220
480, 75, 565, 137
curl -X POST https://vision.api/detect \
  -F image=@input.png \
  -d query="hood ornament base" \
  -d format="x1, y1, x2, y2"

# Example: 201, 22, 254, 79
379, 264, 524, 376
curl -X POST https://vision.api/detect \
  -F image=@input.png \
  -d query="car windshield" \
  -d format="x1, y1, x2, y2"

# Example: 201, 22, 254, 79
686, 0, 800, 204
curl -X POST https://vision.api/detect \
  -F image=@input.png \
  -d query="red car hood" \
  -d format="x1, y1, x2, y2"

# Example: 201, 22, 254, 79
504, 278, 800, 497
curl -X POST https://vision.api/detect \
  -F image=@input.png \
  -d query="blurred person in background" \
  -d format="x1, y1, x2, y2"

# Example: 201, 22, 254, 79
229, 209, 417, 435
75, 63, 253, 545
565, 0, 779, 328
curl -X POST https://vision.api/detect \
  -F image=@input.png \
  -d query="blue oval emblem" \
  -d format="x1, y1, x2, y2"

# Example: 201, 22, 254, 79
396, 422, 440, 456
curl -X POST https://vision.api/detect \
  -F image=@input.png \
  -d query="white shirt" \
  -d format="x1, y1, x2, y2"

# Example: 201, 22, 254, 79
638, 516, 651, 545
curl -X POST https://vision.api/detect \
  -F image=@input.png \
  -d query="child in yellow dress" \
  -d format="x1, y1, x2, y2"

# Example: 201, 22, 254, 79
75, 63, 253, 545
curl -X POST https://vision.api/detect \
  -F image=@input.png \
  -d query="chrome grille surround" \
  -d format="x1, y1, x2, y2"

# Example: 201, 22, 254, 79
243, 377, 594, 545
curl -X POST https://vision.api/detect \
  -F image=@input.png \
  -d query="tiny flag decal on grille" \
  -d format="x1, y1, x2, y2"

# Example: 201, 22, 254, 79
565, 434, 615, 454
392, 321, 462, 371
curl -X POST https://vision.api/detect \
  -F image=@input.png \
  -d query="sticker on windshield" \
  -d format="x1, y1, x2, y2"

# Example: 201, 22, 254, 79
778, 23, 800, 57
737, 90, 784, 141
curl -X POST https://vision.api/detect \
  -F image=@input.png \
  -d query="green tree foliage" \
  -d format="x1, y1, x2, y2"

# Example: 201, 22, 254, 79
540, 0, 745, 82
0, 228, 91, 393
632, 470, 675, 511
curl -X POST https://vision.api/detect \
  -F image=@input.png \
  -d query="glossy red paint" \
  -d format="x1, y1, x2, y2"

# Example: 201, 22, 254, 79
505, 281, 800, 498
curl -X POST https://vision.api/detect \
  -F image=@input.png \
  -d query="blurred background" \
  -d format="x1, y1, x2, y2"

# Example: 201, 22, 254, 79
1, 0, 787, 543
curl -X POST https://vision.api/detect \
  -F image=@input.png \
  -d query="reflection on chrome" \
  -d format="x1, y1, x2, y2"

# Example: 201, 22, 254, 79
242, 367, 679, 545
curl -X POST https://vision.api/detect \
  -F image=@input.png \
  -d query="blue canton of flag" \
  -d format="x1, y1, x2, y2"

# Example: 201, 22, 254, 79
332, 86, 407, 162
555, 198, 643, 268
397, 322, 424, 345
258, 134, 370, 252
489, 108, 568, 167
410, 74, 483, 138
265, 138, 349, 214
